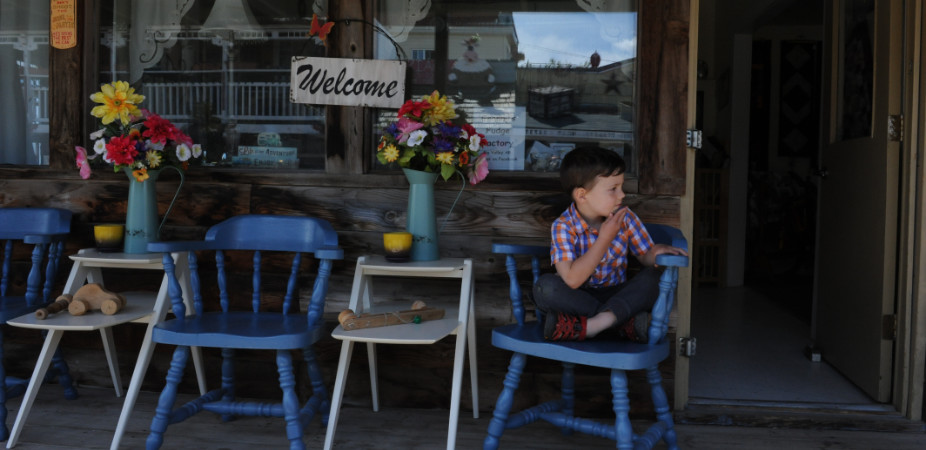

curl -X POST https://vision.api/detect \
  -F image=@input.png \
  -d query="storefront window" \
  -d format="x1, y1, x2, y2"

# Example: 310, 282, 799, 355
0, 0, 50, 165
98, 0, 327, 170
374, 0, 637, 174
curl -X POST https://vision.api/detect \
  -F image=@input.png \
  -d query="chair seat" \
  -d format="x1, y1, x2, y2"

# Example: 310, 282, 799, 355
491, 321, 670, 370
0, 296, 39, 323
152, 312, 323, 350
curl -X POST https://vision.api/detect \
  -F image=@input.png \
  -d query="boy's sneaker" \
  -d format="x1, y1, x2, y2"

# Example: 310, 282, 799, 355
543, 312, 587, 341
619, 311, 650, 344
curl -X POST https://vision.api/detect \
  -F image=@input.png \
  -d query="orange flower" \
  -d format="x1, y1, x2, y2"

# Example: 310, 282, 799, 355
132, 168, 149, 182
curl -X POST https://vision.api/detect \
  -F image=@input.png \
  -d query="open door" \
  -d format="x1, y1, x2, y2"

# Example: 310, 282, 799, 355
815, 0, 902, 402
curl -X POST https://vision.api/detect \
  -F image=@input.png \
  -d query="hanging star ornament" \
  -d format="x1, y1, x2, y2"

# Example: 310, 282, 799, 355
601, 73, 622, 94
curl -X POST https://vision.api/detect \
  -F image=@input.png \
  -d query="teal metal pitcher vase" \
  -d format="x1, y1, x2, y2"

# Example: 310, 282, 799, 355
123, 167, 185, 254
403, 168, 439, 261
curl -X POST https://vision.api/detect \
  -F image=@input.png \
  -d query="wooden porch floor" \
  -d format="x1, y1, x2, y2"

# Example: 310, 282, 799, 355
5, 385, 925, 449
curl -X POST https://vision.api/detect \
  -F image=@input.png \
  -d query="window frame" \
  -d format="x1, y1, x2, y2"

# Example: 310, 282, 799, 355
40, 0, 685, 197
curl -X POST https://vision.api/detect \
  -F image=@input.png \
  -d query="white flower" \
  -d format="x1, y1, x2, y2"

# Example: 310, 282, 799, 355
468, 134, 482, 151
176, 143, 192, 162
192, 144, 203, 158
93, 138, 107, 154
90, 128, 106, 140
407, 129, 428, 147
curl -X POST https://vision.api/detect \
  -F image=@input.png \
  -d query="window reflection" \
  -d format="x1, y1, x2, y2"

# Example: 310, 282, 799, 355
99, 0, 327, 170
374, 0, 637, 173
0, 0, 50, 165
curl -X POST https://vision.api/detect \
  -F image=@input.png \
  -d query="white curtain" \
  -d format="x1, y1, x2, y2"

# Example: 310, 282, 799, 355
378, 0, 431, 43
128, 0, 195, 82
575, 0, 636, 46
0, 1, 46, 165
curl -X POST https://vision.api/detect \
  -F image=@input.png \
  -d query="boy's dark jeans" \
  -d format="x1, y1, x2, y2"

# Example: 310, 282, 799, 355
532, 267, 661, 325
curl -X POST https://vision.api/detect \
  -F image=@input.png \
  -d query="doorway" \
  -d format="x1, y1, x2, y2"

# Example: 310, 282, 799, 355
688, 2, 884, 409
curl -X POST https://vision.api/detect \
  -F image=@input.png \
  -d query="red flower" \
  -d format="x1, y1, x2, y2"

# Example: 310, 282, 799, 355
398, 100, 429, 118
105, 135, 139, 166
142, 114, 178, 145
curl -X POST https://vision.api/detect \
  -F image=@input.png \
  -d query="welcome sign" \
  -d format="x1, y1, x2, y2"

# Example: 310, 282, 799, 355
290, 57, 406, 108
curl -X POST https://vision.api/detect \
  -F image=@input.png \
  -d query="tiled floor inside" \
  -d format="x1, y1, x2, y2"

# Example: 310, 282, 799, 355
690, 284, 881, 408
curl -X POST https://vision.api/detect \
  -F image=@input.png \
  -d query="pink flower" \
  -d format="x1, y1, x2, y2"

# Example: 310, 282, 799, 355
396, 117, 424, 144
75, 146, 92, 179
467, 152, 489, 185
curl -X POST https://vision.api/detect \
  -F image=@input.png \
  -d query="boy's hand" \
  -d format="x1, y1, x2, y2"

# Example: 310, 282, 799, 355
641, 243, 688, 267
599, 206, 628, 242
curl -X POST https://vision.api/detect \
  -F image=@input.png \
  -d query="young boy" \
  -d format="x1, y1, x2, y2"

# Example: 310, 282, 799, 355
535, 146, 687, 342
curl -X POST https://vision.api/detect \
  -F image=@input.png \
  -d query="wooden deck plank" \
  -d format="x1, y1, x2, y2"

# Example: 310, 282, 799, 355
4, 385, 924, 449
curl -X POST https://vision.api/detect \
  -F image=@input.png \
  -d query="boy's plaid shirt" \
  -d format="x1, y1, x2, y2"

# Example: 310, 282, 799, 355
550, 204, 653, 287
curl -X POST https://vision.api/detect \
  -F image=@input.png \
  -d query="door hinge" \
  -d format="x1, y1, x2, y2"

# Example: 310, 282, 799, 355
882, 314, 897, 340
678, 337, 697, 357
888, 115, 903, 142
686, 129, 702, 149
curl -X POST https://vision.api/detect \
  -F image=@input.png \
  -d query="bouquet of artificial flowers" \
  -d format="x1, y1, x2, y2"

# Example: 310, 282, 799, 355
377, 91, 489, 184
75, 81, 202, 182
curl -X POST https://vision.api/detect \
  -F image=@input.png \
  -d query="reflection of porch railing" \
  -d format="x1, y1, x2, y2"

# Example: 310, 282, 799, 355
31, 83, 49, 131
144, 82, 324, 122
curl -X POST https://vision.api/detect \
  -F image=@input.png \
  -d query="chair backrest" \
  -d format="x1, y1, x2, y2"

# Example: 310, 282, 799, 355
151, 214, 343, 327
493, 223, 688, 345
0, 207, 72, 305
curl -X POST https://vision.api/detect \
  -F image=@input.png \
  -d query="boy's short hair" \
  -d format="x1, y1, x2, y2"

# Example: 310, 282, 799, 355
559, 146, 626, 194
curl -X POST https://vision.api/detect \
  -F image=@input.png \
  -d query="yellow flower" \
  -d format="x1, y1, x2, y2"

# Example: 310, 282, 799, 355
90, 81, 145, 126
146, 150, 162, 168
423, 91, 457, 126
436, 151, 455, 165
132, 168, 149, 182
382, 144, 400, 163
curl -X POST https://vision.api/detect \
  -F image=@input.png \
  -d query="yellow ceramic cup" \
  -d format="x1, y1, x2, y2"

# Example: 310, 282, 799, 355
94, 224, 124, 253
383, 231, 412, 262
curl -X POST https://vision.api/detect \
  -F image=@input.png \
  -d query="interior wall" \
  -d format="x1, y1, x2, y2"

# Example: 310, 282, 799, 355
698, 0, 823, 287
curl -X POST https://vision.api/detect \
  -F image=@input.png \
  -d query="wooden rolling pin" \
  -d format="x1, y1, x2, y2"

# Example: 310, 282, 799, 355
338, 300, 445, 331
35, 294, 73, 319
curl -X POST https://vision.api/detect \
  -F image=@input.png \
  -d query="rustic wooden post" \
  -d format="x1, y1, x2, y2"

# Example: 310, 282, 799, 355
48, 0, 89, 171
326, 0, 372, 175
637, 0, 690, 196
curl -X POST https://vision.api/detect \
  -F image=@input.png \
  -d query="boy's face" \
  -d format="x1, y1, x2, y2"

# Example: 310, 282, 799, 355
575, 173, 626, 219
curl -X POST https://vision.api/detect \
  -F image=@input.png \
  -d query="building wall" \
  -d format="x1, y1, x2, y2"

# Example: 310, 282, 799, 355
0, 0, 690, 417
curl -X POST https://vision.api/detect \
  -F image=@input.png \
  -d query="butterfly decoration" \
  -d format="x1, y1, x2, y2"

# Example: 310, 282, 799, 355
308, 13, 334, 45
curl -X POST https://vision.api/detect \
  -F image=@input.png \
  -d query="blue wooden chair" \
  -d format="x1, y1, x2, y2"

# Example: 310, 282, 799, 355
484, 224, 688, 450
144, 215, 343, 450
0, 207, 76, 441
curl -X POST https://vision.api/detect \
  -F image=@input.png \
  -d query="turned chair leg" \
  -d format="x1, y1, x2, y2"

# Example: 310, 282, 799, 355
610, 369, 634, 450
45, 339, 77, 400
560, 362, 576, 436
484, 352, 527, 450
301, 345, 329, 426
647, 366, 678, 450
220, 348, 235, 423
276, 350, 305, 450
0, 329, 8, 442
147, 346, 189, 450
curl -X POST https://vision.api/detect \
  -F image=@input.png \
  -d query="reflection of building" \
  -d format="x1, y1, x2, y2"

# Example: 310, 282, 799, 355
377, 10, 637, 173
397, 14, 518, 92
